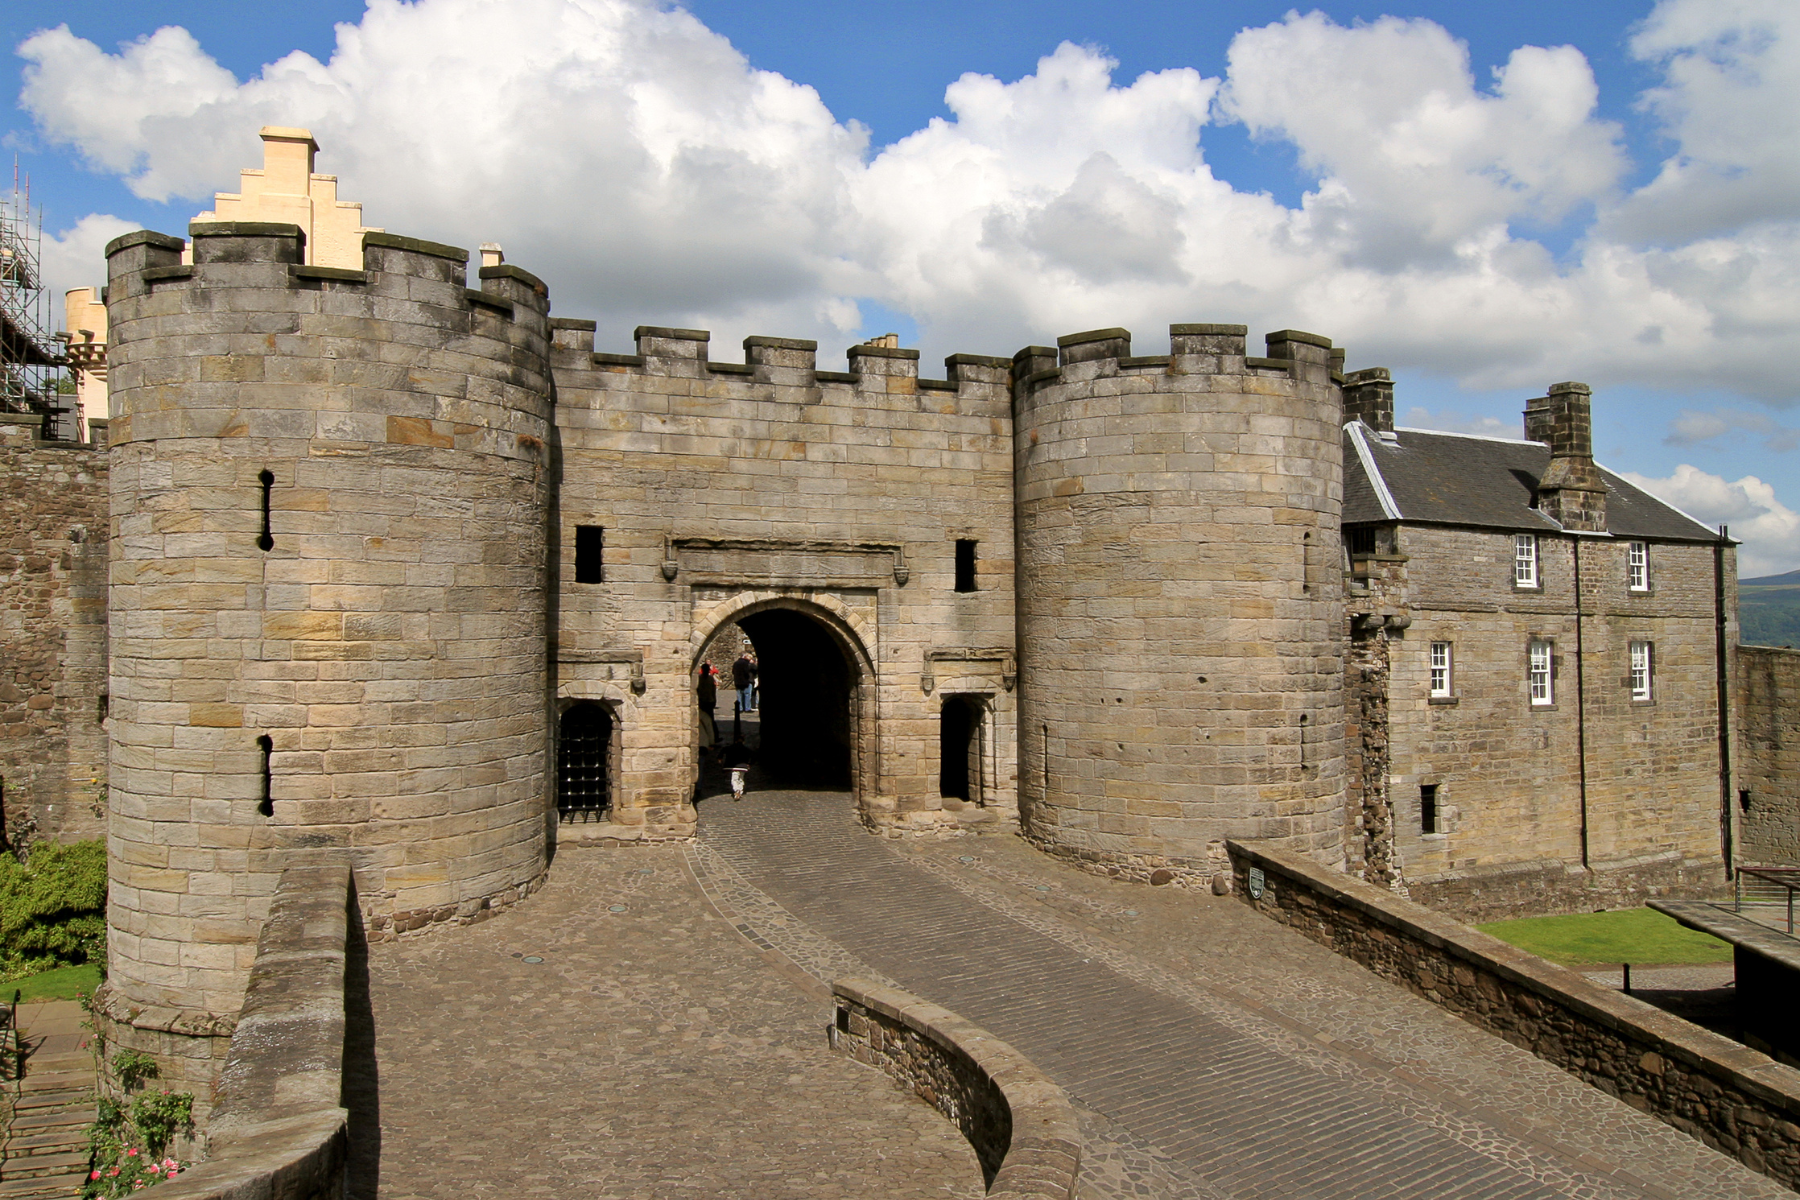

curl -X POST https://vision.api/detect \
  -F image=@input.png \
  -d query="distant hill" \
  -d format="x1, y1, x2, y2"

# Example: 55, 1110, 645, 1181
1740, 569, 1800, 647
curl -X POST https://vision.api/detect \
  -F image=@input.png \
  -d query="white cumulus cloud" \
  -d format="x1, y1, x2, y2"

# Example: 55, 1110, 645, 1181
1623, 464, 1800, 576
39, 213, 138, 309
11, 0, 1800, 454
1216, 12, 1626, 266
1608, 0, 1800, 242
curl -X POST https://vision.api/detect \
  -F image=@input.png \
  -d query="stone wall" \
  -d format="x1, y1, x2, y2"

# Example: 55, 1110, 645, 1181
1737, 645, 1800, 864
549, 324, 1019, 837
1013, 326, 1346, 882
830, 978, 1080, 1200
1384, 525, 1729, 919
1228, 839, 1800, 1190
102, 222, 554, 1086
127, 863, 363, 1200
0, 412, 108, 844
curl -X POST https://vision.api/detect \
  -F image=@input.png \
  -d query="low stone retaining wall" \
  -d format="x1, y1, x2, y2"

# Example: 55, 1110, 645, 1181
151, 864, 358, 1200
1227, 839, 1800, 1190
830, 979, 1080, 1199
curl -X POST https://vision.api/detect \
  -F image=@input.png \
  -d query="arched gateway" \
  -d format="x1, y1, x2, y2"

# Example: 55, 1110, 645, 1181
690, 593, 878, 808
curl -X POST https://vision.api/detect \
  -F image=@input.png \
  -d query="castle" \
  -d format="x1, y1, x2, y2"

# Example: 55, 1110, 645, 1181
3, 128, 1794, 1101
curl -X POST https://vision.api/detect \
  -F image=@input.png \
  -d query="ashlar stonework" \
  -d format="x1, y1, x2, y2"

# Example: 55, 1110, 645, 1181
0, 128, 1780, 1103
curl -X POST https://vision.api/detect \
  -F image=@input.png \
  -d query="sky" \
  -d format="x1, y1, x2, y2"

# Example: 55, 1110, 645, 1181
5, 0, 1799, 575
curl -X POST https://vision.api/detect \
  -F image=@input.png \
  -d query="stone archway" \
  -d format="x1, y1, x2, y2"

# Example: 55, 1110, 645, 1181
691, 594, 877, 809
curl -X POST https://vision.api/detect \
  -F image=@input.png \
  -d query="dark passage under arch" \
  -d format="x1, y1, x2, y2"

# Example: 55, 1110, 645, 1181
558, 702, 613, 820
732, 608, 854, 790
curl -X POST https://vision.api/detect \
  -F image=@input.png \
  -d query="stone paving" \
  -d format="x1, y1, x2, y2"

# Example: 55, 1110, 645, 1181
366, 846, 982, 1200
698, 788, 1793, 1200
369, 782, 1793, 1198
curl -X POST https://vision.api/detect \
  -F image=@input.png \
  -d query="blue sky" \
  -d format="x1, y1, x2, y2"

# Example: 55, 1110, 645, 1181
7, 0, 1799, 572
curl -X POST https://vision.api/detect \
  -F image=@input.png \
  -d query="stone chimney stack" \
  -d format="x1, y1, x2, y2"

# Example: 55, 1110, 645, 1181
1343, 367, 1394, 433
1529, 381, 1607, 532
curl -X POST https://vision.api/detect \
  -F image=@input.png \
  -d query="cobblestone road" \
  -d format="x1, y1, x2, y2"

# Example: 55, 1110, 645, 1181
367, 846, 982, 1200
698, 788, 1791, 1200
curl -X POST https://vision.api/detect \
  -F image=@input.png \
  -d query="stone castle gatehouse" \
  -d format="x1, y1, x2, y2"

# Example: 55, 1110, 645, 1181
4, 129, 1787, 1100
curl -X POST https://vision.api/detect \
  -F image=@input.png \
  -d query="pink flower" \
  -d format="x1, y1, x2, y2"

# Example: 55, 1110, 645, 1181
90, 1170, 101, 1179
126, 1147, 138, 1156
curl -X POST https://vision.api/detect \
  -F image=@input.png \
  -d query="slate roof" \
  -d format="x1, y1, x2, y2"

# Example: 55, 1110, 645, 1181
1342, 424, 1721, 542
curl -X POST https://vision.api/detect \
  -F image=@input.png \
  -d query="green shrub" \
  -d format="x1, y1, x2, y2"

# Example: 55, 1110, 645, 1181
0, 839, 107, 981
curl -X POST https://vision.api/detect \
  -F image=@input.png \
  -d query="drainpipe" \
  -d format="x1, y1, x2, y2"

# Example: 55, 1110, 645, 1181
1572, 535, 1590, 869
1714, 526, 1734, 878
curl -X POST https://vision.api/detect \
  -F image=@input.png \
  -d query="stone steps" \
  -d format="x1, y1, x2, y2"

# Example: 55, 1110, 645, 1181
0, 1002, 92, 1198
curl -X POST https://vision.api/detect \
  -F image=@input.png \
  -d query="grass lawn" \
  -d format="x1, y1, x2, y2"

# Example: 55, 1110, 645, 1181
5, 962, 102, 1004
1477, 907, 1732, 966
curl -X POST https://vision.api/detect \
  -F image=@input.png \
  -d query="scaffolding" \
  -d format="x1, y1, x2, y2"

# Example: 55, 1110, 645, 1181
0, 165, 71, 440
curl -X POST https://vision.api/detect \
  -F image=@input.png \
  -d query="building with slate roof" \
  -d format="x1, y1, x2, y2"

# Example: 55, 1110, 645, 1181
1339, 375, 1738, 917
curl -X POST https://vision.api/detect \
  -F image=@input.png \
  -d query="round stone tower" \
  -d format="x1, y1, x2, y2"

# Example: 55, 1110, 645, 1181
1011, 324, 1345, 881
98, 222, 554, 1095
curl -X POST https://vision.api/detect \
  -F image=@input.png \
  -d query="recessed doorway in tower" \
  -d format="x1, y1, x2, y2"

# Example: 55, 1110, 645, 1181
720, 608, 855, 791
939, 694, 987, 804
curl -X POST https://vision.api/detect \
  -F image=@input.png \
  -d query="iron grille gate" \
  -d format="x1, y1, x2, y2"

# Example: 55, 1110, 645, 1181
557, 703, 612, 822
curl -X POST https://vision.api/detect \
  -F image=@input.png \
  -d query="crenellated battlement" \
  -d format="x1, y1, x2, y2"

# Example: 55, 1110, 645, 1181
102, 221, 553, 457
550, 323, 1014, 414
1009, 323, 1372, 410
106, 224, 549, 328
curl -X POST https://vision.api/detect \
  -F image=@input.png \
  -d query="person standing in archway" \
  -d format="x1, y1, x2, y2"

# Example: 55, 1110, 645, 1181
732, 651, 755, 713
697, 663, 717, 750
747, 651, 759, 710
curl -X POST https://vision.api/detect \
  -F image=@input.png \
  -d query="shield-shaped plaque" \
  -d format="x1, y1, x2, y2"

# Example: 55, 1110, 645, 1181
1247, 866, 1265, 900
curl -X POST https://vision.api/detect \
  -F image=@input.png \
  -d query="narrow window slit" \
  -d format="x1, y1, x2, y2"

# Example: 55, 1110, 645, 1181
1420, 784, 1439, 835
257, 735, 274, 816
257, 470, 274, 551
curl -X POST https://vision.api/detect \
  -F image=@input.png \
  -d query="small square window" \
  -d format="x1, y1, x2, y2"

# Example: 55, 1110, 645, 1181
954, 539, 977, 593
1429, 642, 1453, 697
575, 525, 604, 584
1629, 640, 1653, 701
1347, 528, 1377, 556
1514, 534, 1539, 588
1628, 541, 1649, 591
1528, 639, 1554, 705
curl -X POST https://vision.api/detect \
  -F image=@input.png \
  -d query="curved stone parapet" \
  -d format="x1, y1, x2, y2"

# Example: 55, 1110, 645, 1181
146, 863, 358, 1200
830, 977, 1081, 1199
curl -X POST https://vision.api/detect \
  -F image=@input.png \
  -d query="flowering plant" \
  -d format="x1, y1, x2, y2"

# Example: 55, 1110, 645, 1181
82, 1055, 193, 1198
83, 1148, 181, 1197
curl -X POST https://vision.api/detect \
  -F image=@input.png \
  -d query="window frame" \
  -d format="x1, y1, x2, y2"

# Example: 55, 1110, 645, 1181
1629, 639, 1654, 702
1419, 783, 1440, 836
574, 524, 605, 584
1627, 541, 1649, 592
1528, 638, 1554, 706
1429, 642, 1453, 698
1513, 533, 1539, 589
953, 538, 978, 593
